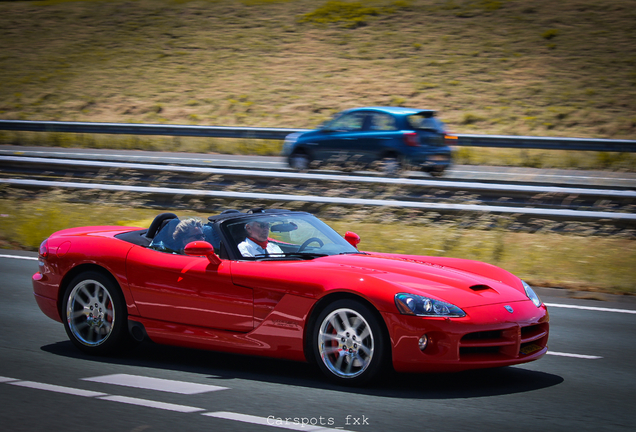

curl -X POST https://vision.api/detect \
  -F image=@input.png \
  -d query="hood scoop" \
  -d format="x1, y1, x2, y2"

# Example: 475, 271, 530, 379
470, 284, 492, 291
469, 284, 502, 298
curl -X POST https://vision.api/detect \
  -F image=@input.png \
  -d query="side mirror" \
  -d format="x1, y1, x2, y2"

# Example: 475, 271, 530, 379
344, 231, 361, 248
184, 241, 222, 266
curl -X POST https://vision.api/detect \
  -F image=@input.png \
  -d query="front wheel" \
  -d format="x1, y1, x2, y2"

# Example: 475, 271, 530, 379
312, 299, 388, 385
62, 271, 129, 355
289, 151, 310, 171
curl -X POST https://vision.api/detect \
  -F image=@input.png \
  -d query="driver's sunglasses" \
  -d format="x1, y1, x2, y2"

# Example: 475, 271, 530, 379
253, 222, 270, 229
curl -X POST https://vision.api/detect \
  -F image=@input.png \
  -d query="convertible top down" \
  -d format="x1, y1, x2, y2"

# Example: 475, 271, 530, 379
33, 208, 549, 385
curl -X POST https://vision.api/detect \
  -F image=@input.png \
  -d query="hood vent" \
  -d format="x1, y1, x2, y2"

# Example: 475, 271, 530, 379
470, 284, 492, 291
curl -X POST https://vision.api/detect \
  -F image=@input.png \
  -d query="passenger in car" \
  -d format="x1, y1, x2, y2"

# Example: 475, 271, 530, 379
172, 218, 205, 253
238, 220, 283, 257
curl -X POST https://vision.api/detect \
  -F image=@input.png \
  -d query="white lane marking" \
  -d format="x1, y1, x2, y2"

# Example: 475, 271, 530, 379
98, 395, 205, 413
8, 381, 108, 397
0, 254, 38, 261
83, 374, 228, 394
203, 412, 355, 432
545, 303, 636, 314
547, 351, 603, 359
0, 376, 19, 383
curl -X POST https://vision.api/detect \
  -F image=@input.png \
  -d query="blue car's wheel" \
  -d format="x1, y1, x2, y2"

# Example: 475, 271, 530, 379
289, 150, 310, 171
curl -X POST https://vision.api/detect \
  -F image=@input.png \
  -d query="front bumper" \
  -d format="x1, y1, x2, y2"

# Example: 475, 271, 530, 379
33, 271, 63, 323
383, 300, 549, 373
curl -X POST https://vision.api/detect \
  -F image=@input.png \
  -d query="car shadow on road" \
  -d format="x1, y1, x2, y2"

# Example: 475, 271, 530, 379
42, 339, 563, 400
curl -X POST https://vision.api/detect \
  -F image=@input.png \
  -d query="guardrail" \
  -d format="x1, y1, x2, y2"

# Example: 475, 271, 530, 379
1, 119, 635, 152
2, 178, 634, 223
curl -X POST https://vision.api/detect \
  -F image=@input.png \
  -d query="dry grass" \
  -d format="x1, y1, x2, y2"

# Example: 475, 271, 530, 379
0, 0, 635, 141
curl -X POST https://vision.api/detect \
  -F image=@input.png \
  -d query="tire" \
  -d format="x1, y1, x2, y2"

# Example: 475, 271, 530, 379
311, 299, 388, 386
62, 271, 129, 355
289, 150, 310, 171
380, 156, 401, 177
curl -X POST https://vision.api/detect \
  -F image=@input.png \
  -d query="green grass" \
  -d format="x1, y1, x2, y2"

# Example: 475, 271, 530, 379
0, 0, 635, 169
1, 193, 634, 295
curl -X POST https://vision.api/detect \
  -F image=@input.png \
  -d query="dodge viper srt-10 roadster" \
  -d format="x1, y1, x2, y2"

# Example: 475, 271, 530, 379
33, 208, 549, 385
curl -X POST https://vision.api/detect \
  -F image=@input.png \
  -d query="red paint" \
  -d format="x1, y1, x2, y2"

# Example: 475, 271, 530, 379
32, 221, 549, 374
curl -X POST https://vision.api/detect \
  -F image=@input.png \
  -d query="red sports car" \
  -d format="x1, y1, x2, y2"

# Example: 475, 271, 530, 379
33, 208, 549, 385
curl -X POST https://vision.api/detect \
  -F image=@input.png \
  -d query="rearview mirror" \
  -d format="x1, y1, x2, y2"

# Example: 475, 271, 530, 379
271, 222, 298, 233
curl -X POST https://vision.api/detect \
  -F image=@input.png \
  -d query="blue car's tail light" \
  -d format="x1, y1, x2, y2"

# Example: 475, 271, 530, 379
403, 132, 420, 147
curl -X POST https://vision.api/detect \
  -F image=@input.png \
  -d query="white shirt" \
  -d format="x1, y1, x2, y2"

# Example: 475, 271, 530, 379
238, 238, 283, 257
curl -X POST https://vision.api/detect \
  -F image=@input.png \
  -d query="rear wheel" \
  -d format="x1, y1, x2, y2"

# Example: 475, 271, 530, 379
62, 271, 129, 355
379, 156, 402, 177
312, 299, 388, 386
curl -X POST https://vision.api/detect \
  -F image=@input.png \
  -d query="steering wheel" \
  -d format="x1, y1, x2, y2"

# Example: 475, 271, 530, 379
298, 237, 324, 252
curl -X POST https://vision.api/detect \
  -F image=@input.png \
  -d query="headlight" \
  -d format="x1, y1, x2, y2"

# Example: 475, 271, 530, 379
395, 293, 466, 318
522, 280, 542, 307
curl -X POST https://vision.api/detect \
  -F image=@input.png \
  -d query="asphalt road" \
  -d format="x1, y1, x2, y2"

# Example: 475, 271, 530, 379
1, 252, 635, 432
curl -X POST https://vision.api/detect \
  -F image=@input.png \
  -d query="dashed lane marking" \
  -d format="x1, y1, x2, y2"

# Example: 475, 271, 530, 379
84, 373, 228, 394
0, 254, 38, 261
1, 376, 356, 431
0, 376, 19, 383
98, 395, 205, 413
8, 380, 108, 397
547, 351, 603, 360
202, 412, 356, 432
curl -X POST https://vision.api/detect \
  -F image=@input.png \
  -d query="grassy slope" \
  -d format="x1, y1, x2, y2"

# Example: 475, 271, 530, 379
1, 0, 635, 138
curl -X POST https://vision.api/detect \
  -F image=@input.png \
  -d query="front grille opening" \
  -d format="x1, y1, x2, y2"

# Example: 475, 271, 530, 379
521, 324, 540, 335
461, 330, 502, 341
521, 323, 549, 344
460, 346, 501, 356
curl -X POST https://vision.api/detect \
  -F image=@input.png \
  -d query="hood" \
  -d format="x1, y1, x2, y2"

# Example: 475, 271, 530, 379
322, 253, 528, 308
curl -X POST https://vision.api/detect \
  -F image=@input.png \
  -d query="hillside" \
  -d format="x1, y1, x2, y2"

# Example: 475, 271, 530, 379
1, 0, 635, 140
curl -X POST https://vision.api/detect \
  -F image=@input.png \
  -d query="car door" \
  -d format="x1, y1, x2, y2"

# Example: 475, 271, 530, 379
314, 111, 367, 164
126, 246, 254, 332
365, 112, 401, 161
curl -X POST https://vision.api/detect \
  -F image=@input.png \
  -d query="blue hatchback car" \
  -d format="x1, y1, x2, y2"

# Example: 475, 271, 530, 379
282, 107, 453, 176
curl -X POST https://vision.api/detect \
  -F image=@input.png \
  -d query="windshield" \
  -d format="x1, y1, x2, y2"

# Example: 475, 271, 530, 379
223, 213, 359, 259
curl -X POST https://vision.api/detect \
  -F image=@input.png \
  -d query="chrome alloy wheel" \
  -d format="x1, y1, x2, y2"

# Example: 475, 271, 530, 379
66, 279, 115, 347
318, 308, 375, 379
